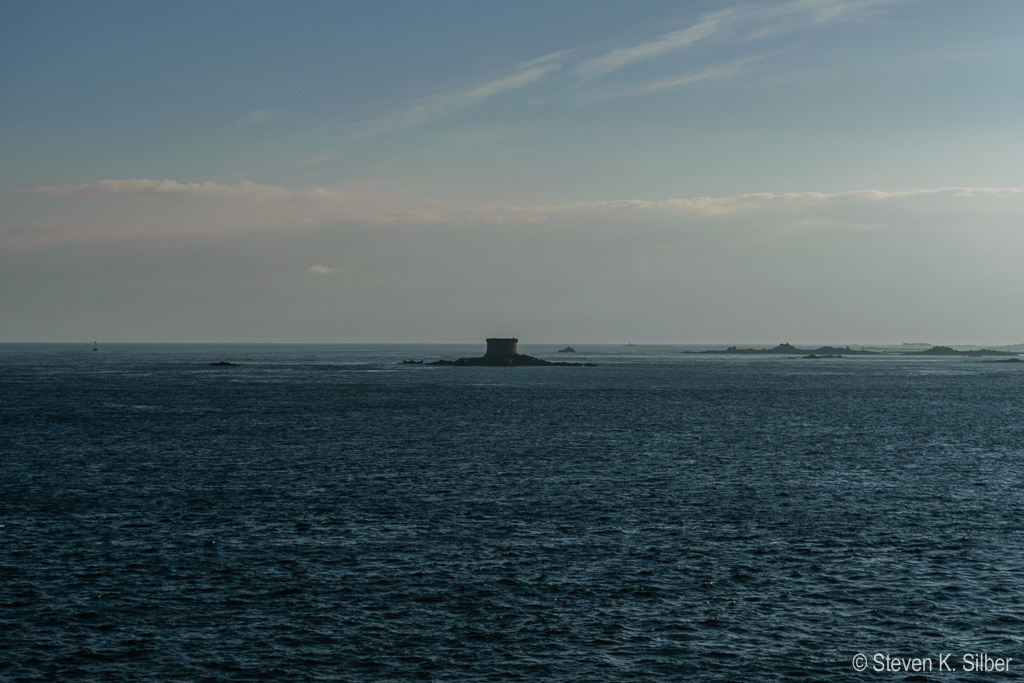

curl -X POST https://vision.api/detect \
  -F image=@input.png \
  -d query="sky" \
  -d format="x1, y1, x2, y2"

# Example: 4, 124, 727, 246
3, 0, 1024, 344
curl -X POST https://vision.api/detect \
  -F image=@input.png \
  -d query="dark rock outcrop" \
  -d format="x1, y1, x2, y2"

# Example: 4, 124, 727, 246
690, 343, 1018, 357
404, 338, 595, 367
912, 346, 1018, 357
691, 343, 877, 355
209, 361, 238, 367
403, 353, 594, 367
558, 346, 576, 353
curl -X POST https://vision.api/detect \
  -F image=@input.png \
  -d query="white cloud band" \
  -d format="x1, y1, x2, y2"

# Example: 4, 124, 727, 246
18, 180, 1024, 220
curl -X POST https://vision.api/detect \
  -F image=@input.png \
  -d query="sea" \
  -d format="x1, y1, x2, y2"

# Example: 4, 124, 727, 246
2, 343, 1023, 681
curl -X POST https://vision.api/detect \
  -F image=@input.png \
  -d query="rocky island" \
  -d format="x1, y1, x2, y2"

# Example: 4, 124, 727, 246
908, 345, 1018, 357
402, 338, 595, 367
688, 343, 1020, 357
689, 343, 878, 356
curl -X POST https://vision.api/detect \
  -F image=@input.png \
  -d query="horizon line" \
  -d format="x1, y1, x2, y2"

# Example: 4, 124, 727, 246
3, 340, 1023, 349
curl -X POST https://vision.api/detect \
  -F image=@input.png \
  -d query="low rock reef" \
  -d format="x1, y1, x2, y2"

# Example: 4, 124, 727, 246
689, 343, 877, 356
910, 345, 1018, 357
689, 343, 1020, 357
403, 353, 594, 367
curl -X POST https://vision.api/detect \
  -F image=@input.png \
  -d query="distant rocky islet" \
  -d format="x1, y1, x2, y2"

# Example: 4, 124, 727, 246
403, 338, 595, 367
688, 343, 1019, 357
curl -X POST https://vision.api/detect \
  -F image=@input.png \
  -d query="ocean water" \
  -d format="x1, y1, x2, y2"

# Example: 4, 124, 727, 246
2, 343, 1024, 681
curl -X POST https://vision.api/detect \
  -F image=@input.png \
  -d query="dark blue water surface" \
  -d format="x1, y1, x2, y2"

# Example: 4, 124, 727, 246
3, 343, 1024, 681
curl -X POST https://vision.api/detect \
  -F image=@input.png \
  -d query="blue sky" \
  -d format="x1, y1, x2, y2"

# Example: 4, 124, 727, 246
3, 0, 1024, 343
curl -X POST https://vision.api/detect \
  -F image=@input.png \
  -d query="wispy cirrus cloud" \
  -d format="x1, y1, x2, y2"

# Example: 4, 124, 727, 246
353, 52, 565, 137
573, 8, 736, 81
746, 0, 905, 40
574, 0, 902, 82
585, 54, 768, 102
344, 0, 904, 137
